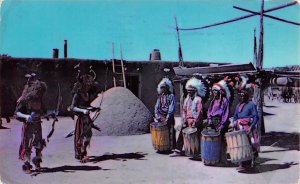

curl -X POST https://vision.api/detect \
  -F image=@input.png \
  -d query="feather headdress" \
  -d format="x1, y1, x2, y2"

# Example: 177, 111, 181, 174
212, 80, 231, 100
235, 75, 252, 91
185, 77, 207, 98
157, 77, 174, 94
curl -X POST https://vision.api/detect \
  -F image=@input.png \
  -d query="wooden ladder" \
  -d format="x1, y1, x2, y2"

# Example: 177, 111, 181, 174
112, 43, 126, 88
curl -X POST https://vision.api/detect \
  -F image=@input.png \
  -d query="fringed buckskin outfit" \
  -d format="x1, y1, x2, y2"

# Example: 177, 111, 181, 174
15, 79, 47, 172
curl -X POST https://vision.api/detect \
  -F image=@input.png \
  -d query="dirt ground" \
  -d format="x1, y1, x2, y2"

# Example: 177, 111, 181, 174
0, 98, 299, 184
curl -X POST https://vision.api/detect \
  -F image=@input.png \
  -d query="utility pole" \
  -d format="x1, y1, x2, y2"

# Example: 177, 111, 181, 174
175, 16, 184, 67
254, 0, 265, 139
175, 16, 185, 118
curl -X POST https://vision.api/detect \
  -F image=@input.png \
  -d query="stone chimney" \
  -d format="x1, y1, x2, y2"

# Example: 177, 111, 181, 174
150, 49, 161, 61
53, 48, 59, 59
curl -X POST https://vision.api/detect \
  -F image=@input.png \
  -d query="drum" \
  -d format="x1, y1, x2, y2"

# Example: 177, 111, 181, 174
182, 127, 200, 158
150, 122, 170, 151
201, 129, 221, 165
225, 130, 253, 163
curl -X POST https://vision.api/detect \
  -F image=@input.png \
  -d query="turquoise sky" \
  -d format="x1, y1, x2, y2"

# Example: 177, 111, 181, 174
0, 0, 299, 67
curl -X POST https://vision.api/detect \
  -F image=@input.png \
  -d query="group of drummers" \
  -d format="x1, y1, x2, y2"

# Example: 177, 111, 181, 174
152, 76, 259, 171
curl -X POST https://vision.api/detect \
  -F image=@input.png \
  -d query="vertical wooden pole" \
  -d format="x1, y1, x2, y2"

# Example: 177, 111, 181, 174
0, 59, 2, 127
180, 81, 184, 119
112, 43, 116, 87
176, 16, 184, 121
254, 0, 265, 142
175, 16, 184, 67
257, 0, 264, 70
253, 28, 258, 67
120, 44, 127, 88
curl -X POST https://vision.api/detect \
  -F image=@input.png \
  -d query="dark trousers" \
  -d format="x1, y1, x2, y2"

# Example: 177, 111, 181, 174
166, 116, 176, 150
219, 126, 228, 163
169, 124, 176, 150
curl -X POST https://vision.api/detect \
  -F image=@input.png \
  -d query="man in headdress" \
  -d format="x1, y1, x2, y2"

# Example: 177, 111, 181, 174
170, 77, 206, 156
154, 77, 176, 150
208, 80, 230, 131
15, 75, 47, 173
207, 79, 230, 163
233, 88, 259, 170
69, 72, 99, 163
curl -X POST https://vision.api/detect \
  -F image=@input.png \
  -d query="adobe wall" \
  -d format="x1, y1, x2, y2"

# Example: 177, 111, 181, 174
0, 57, 214, 117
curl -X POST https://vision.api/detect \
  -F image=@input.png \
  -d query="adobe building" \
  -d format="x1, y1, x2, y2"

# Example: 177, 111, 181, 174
0, 51, 227, 117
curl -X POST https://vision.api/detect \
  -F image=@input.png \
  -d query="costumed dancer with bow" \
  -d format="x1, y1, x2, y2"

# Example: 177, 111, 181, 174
69, 66, 100, 163
15, 74, 47, 173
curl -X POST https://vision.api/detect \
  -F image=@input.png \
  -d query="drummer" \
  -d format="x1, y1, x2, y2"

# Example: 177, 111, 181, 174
233, 89, 259, 170
154, 77, 176, 150
170, 77, 206, 157
208, 80, 230, 131
207, 80, 230, 163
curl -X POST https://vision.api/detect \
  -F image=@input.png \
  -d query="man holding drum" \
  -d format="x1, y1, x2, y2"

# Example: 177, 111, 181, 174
207, 79, 230, 163
170, 77, 206, 157
154, 77, 176, 150
233, 88, 259, 170
208, 80, 230, 131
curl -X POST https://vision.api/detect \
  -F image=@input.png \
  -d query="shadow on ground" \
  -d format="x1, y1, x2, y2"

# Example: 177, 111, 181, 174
263, 112, 276, 116
0, 126, 10, 129
204, 162, 238, 168
30, 165, 109, 176
88, 152, 147, 163
156, 150, 172, 155
261, 132, 300, 151
255, 157, 277, 164
238, 162, 298, 174
264, 105, 278, 108
215, 157, 277, 168
198, 157, 277, 168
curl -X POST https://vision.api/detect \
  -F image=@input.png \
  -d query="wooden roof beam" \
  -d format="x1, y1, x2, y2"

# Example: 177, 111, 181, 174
178, 1, 298, 31
233, 6, 300, 26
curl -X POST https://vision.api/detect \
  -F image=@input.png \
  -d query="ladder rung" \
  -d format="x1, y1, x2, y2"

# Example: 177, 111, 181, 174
112, 58, 126, 86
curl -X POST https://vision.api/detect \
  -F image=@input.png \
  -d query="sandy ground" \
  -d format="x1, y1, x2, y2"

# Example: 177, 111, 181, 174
0, 98, 299, 184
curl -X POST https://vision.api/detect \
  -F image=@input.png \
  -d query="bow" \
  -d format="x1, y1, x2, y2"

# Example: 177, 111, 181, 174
90, 91, 104, 121
64, 92, 103, 138
89, 92, 104, 132
47, 83, 62, 142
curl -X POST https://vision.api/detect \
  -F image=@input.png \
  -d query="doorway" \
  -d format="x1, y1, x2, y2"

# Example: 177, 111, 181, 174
126, 75, 140, 98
